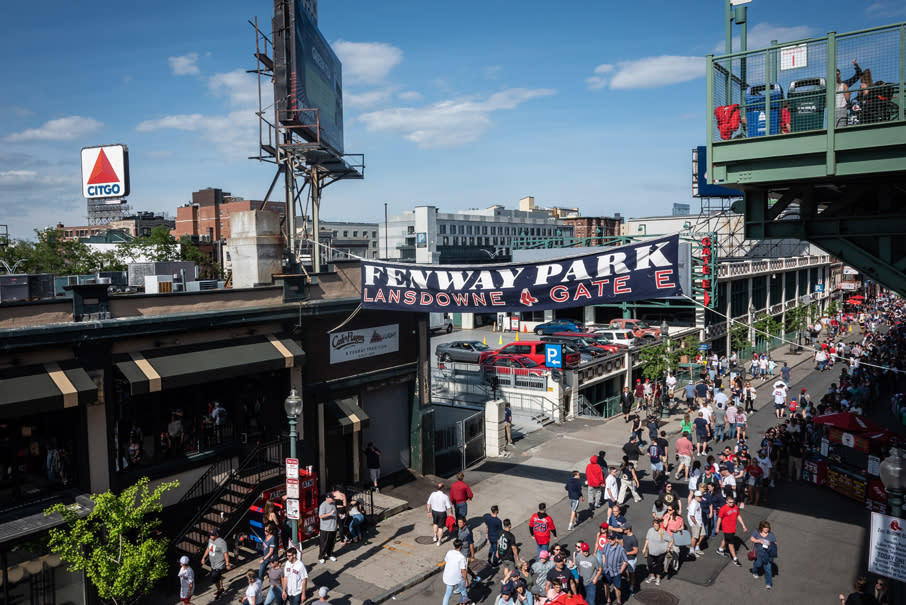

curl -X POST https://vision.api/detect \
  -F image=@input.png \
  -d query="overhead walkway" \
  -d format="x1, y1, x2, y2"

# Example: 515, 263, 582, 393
706, 22, 906, 294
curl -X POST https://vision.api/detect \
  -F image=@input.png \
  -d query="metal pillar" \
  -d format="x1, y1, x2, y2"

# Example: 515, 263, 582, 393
288, 414, 298, 541
284, 156, 296, 270
311, 166, 321, 273
725, 278, 733, 355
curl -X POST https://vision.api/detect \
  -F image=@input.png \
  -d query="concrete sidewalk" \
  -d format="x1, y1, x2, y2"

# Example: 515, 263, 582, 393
178, 338, 835, 604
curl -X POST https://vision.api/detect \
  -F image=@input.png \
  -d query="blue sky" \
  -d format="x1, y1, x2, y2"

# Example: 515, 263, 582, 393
1, 0, 904, 240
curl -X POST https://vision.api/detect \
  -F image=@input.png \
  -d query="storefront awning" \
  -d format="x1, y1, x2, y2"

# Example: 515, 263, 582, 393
0, 362, 97, 419
326, 398, 370, 435
115, 335, 305, 395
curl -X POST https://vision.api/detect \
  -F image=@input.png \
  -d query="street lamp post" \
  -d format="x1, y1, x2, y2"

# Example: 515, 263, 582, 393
284, 388, 303, 545
880, 445, 906, 518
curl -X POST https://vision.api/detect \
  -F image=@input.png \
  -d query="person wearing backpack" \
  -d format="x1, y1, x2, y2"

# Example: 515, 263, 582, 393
648, 439, 665, 484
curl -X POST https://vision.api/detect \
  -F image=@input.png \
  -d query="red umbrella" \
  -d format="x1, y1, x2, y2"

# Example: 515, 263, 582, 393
850, 294, 865, 300
813, 412, 886, 433
846, 298, 863, 305
863, 429, 905, 445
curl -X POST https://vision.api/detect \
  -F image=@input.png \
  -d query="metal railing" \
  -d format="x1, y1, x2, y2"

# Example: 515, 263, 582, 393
710, 22, 905, 143
174, 438, 288, 553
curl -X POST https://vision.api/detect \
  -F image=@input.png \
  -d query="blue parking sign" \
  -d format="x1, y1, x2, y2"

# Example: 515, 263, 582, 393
545, 343, 563, 368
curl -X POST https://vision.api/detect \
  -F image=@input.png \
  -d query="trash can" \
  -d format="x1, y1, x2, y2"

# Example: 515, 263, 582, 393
745, 83, 784, 137
788, 78, 826, 132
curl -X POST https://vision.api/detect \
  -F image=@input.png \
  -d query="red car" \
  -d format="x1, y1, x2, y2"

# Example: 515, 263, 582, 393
479, 340, 581, 368
479, 354, 546, 379
550, 332, 625, 354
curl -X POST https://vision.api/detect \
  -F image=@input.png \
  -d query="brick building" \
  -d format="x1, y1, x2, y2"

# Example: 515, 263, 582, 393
560, 215, 624, 246
174, 188, 285, 242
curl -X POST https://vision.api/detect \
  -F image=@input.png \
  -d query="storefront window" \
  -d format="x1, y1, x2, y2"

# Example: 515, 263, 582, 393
112, 370, 289, 476
0, 407, 80, 510
4, 540, 85, 605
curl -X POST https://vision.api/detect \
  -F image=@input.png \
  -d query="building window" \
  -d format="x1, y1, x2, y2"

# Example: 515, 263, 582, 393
453, 236, 459, 246
371, 231, 377, 238
482, 226, 488, 234
491, 226, 496, 235
343, 231, 349, 237
466, 225, 472, 235
332, 231, 338, 237
353, 231, 358, 237
469, 236, 474, 245
443, 236, 449, 245
439, 224, 447, 234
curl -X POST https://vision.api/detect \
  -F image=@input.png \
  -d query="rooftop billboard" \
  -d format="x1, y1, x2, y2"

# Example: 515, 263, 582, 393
81, 144, 130, 199
273, 0, 344, 156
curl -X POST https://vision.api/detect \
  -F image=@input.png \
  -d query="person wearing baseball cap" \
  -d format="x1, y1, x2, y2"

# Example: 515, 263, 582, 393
177, 556, 194, 604
200, 528, 230, 599
574, 540, 601, 605
316, 586, 330, 601
530, 550, 553, 597
688, 490, 705, 557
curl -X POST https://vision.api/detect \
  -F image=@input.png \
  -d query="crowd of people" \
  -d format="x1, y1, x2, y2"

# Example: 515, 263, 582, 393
436, 296, 904, 604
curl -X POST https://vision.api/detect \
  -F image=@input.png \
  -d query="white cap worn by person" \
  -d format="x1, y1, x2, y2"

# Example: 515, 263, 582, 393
319, 586, 329, 598
179, 556, 190, 565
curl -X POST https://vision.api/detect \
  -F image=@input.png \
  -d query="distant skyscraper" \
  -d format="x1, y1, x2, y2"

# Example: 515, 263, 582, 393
672, 203, 691, 216
301, 0, 317, 23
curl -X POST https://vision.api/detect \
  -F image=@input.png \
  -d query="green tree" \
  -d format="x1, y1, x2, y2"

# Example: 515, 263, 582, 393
730, 322, 749, 353
639, 340, 679, 381
117, 225, 180, 264
45, 477, 177, 605
1, 229, 127, 274
826, 299, 839, 316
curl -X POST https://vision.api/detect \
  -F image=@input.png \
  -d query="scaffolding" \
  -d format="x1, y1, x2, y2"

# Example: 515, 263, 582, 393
248, 16, 364, 273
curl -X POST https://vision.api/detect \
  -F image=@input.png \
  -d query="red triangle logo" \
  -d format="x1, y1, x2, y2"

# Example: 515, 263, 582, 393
87, 149, 119, 184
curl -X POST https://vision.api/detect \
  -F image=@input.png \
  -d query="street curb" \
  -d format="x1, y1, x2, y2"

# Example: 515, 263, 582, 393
370, 533, 488, 604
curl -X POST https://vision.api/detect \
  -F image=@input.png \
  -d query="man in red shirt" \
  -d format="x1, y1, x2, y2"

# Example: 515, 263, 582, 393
715, 495, 747, 566
529, 502, 557, 558
584, 456, 604, 511
449, 472, 474, 519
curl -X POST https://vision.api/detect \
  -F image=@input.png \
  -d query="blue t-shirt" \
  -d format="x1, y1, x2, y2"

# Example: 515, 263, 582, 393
648, 443, 662, 464
504, 407, 512, 423
483, 514, 503, 541
695, 383, 708, 398
694, 417, 709, 436
685, 384, 696, 399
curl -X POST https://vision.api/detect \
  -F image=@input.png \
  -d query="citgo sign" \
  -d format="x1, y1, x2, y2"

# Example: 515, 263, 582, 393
81, 144, 130, 199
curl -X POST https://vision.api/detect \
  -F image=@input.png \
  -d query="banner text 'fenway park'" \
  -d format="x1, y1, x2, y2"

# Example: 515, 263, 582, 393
361, 235, 682, 313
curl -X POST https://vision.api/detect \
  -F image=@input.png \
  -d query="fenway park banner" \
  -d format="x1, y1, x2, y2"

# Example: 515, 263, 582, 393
361, 235, 682, 313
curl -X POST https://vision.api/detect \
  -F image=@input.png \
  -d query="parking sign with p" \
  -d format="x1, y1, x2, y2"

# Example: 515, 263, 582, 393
545, 343, 563, 368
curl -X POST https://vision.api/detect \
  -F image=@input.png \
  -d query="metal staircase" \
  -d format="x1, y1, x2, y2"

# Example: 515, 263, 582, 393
173, 439, 289, 559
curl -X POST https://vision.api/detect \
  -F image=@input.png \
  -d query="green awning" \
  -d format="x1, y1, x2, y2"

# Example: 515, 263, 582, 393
115, 335, 305, 395
326, 398, 370, 435
0, 362, 97, 419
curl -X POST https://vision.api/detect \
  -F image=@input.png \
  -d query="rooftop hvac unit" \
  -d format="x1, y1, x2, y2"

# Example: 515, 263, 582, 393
185, 279, 220, 292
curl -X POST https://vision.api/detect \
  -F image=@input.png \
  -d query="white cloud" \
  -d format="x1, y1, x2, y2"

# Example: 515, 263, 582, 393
134, 69, 268, 161
136, 111, 258, 160
585, 64, 614, 90
208, 69, 260, 108
358, 88, 555, 148
169, 53, 200, 76
136, 114, 206, 132
345, 87, 398, 109
866, 2, 906, 18
333, 40, 403, 85
4, 116, 103, 143
0, 169, 78, 190
719, 24, 814, 54
398, 91, 423, 101
587, 56, 703, 90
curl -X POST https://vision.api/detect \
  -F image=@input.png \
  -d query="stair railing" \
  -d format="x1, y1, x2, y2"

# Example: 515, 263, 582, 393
174, 438, 288, 552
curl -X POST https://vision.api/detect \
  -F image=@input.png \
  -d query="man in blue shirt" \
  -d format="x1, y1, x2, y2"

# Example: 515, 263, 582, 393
601, 534, 629, 604
607, 503, 627, 538
483, 505, 503, 566
564, 470, 584, 531
684, 382, 696, 408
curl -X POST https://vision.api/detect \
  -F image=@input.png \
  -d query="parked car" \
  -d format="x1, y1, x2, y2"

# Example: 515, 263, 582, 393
479, 354, 546, 380
435, 340, 490, 363
607, 318, 661, 340
429, 312, 454, 333
533, 319, 584, 335
541, 335, 606, 357
480, 340, 581, 368
588, 328, 637, 348
548, 332, 624, 354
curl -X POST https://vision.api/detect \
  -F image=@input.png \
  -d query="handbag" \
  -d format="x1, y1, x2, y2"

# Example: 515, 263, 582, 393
747, 549, 757, 561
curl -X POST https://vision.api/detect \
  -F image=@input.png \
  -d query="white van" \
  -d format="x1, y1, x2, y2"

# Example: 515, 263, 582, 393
429, 312, 454, 333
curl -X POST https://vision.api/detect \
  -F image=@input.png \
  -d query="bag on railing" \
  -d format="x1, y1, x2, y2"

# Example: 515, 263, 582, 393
715, 104, 741, 140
